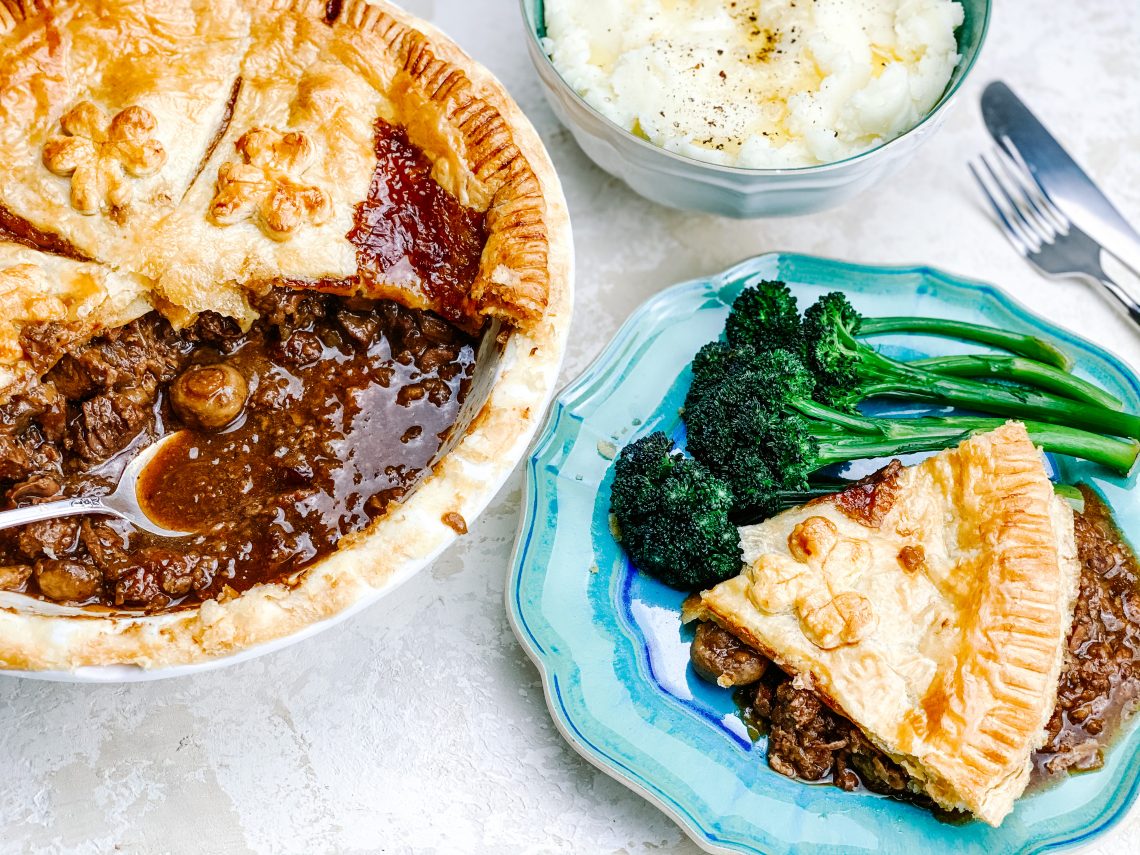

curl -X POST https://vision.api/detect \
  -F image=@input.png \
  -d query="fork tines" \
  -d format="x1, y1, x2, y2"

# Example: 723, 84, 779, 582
969, 141, 1072, 256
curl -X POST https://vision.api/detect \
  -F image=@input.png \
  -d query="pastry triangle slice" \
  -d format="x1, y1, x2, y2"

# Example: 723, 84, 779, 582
697, 422, 1080, 826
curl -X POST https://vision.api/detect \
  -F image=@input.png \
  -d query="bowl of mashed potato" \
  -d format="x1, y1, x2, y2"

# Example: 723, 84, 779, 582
524, 0, 989, 217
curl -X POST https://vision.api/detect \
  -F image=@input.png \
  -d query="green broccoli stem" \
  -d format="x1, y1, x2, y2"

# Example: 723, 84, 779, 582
812, 416, 1138, 475
855, 348, 1140, 441
858, 317, 1071, 369
794, 397, 883, 434
912, 354, 1123, 410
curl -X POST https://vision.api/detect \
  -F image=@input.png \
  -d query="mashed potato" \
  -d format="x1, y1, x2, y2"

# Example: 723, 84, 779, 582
543, 0, 963, 168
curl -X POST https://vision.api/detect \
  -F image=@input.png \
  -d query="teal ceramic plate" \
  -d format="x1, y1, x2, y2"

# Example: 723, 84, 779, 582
507, 253, 1140, 854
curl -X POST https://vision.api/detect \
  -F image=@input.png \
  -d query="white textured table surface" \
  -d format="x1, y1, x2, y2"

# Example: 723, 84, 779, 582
4, 1, 1140, 853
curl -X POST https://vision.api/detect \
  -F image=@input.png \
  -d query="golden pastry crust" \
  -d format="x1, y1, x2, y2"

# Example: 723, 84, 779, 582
0, 0, 553, 329
699, 423, 1080, 826
0, 0, 573, 671
148, 0, 553, 328
0, 0, 250, 264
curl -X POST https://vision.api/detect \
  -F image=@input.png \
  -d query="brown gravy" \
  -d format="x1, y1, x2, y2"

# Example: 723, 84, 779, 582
0, 205, 90, 261
0, 292, 476, 610
135, 295, 475, 596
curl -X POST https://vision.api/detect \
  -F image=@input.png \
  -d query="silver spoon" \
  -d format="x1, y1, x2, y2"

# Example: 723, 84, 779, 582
0, 431, 191, 538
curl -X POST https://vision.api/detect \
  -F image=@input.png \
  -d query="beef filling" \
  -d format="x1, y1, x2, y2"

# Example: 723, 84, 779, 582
0, 288, 476, 611
738, 671, 923, 802
1036, 488, 1140, 779
692, 490, 1140, 806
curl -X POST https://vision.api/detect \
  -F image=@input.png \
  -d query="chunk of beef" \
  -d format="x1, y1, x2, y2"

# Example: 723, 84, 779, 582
48, 315, 185, 400
67, 382, 157, 463
8, 475, 61, 504
19, 322, 82, 374
417, 344, 460, 374
112, 548, 211, 608
374, 302, 421, 354
0, 382, 64, 437
417, 312, 464, 345
79, 519, 128, 570
189, 312, 245, 351
335, 309, 381, 348
113, 565, 167, 609
845, 729, 912, 796
272, 330, 324, 367
249, 289, 328, 335
17, 517, 78, 559
0, 435, 32, 481
766, 681, 847, 781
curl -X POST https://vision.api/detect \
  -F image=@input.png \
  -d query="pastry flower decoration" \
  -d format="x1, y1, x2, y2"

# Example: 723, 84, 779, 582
41, 102, 167, 216
746, 515, 877, 650
209, 127, 332, 241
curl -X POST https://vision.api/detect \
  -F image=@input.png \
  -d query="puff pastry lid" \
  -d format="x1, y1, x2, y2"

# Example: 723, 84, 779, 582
0, 0, 552, 334
698, 422, 1080, 826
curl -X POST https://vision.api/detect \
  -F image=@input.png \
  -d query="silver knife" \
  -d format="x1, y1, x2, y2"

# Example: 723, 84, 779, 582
982, 81, 1140, 279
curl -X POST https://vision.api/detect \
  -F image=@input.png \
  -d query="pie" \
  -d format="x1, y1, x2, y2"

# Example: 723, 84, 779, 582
0, 0, 572, 670
691, 422, 1081, 825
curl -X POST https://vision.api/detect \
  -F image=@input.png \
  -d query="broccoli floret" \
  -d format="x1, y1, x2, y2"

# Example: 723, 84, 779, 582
686, 341, 761, 411
685, 350, 820, 510
724, 281, 803, 353
609, 432, 741, 589
800, 291, 864, 409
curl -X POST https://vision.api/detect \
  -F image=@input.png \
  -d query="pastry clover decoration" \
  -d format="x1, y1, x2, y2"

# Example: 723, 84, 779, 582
746, 515, 877, 650
41, 102, 167, 216
209, 127, 333, 241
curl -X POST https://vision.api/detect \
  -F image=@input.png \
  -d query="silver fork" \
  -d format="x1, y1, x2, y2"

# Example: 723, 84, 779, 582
968, 146, 1140, 326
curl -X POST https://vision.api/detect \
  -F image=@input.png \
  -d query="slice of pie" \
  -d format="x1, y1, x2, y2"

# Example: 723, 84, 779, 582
0, 0, 572, 670
695, 422, 1080, 825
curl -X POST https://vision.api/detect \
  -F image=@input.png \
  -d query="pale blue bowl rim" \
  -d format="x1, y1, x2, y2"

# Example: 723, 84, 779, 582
507, 252, 1140, 855
519, 0, 992, 177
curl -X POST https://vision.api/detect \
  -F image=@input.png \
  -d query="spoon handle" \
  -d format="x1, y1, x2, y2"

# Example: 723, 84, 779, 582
0, 497, 113, 532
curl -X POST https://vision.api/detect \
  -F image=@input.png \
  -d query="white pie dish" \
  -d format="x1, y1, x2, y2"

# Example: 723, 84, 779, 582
0, 0, 574, 680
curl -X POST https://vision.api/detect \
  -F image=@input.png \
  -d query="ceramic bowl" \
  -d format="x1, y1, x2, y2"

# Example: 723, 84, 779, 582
508, 253, 1140, 854
521, 0, 990, 218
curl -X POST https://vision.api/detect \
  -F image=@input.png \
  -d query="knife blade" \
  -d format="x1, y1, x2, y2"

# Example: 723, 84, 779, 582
982, 81, 1140, 278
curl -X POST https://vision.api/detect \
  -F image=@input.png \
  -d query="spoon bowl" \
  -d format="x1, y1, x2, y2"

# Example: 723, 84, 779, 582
0, 432, 192, 538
